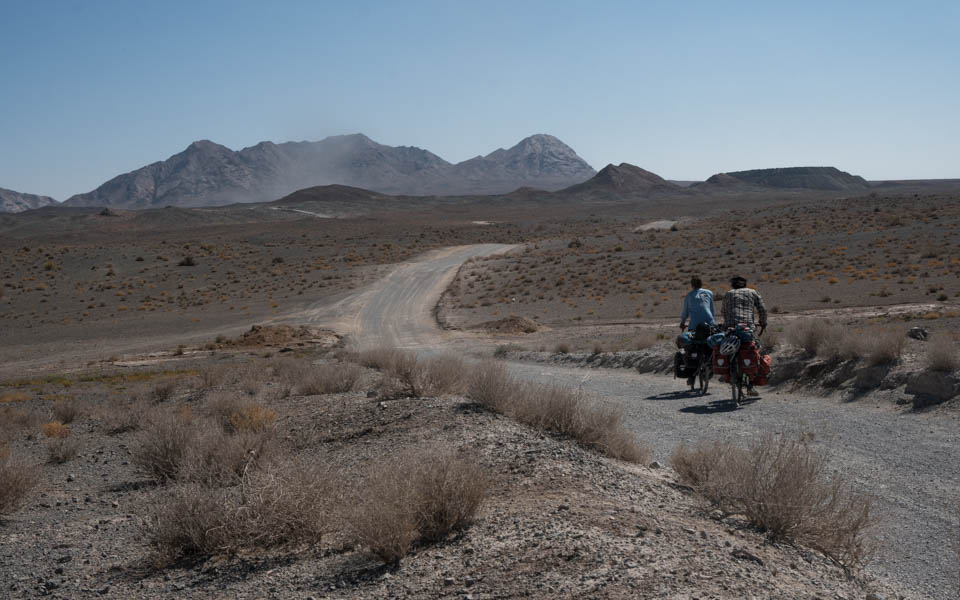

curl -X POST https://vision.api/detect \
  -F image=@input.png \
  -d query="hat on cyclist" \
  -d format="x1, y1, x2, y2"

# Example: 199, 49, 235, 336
730, 276, 747, 289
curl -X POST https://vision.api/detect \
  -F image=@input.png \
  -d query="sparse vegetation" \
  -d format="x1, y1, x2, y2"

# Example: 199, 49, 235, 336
46, 437, 80, 464
0, 447, 37, 518
671, 435, 874, 567
467, 360, 648, 463
348, 448, 488, 564
926, 335, 959, 372
146, 462, 331, 563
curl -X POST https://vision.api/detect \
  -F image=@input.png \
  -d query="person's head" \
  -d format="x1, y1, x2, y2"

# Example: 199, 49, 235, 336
731, 276, 747, 289
690, 276, 702, 290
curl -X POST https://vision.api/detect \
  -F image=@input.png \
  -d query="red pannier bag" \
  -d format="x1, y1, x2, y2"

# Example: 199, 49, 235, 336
753, 354, 773, 386
712, 352, 731, 383
738, 342, 761, 379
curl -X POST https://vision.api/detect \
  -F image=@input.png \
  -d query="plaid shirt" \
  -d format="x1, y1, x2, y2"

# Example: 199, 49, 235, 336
722, 287, 767, 329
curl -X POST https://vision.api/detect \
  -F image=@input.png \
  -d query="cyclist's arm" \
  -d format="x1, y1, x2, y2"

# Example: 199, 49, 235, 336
754, 290, 768, 328
680, 294, 689, 325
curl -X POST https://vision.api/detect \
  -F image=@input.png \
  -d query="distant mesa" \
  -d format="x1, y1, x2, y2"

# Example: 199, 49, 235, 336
701, 167, 870, 191
563, 163, 680, 196
0, 187, 58, 213
62, 133, 596, 210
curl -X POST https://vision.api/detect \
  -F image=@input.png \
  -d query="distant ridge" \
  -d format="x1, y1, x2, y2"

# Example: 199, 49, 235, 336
562, 163, 680, 196
702, 166, 870, 191
0, 187, 58, 213
63, 134, 596, 209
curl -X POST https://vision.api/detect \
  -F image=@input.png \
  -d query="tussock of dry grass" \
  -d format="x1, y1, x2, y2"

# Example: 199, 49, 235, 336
146, 462, 332, 563
46, 437, 80, 464
52, 397, 81, 424
134, 409, 274, 484
97, 398, 146, 434
297, 362, 363, 395
787, 320, 904, 366
468, 360, 649, 463
0, 405, 43, 436
42, 421, 72, 438
670, 435, 874, 567
348, 449, 488, 564
356, 347, 465, 398
926, 335, 959, 372
0, 447, 37, 517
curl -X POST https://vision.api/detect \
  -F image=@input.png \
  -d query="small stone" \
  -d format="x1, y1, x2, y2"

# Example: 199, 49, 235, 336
67, 474, 75, 482
866, 594, 886, 600
98, 585, 111, 595
648, 461, 662, 469
444, 577, 455, 586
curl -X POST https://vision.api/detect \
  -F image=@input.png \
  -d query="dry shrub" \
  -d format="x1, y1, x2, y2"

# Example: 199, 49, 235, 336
0, 448, 37, 517
670, 435, 874, 567
42, 421, 72, 438
864, 330, 905, 366
136, 408, 275, 484
52, 397, 81, 424
0, 391, 30, 403
0, 406, 43, 435
196, 365, 227, 393
134, 410, 197, 481
47, 437, 80, 464
148, 380, 177, 404
98, 398, 146, 434
356, 346, 406, 370
391, 354, 465, 398
298, 362, 363, 395
467, 360, 515, 413
788, 320, 903, 365
238, 370, 267, 396
926, 335, 959, 372
348, 449, 488, 563
467, 361, 648, 463
229, 404, 277, 433
146, 461, 331, 563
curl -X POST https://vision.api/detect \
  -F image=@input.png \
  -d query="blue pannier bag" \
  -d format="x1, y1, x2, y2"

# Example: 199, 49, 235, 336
707, 333, 725, 348
680, 331, 695, 346
735, 325, 754, 342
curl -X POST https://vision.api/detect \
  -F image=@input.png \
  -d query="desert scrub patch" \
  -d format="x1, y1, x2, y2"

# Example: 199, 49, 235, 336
228, 404, 277, 433
467, 360, 649, 464
348, 448, 489, 564
0, 447, 37, 518
0, 391, 30, 403
46, 437, 80, 464
42, 421, 73, 438
670, 435, 874, 567
296, 362, 363, 395
146, 461, 331, 564
52, 396, 81, 424
135, 407, 275, 484
926, 335, 959, 372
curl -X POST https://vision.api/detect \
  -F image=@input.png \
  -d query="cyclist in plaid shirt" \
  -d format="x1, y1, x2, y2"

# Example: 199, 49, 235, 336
722, 275, 767, 335
722, 276, 767, 397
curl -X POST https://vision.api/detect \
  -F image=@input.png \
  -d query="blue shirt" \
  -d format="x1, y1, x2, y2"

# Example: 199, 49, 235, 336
681, 288, 716, 329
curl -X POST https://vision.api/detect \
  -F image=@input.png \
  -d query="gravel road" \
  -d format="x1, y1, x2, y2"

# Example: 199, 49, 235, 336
305, 244, 960, 599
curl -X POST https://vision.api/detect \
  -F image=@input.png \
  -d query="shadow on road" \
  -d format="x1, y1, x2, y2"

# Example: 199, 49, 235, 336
679, 398, 760, 415
644, 390, 706, 401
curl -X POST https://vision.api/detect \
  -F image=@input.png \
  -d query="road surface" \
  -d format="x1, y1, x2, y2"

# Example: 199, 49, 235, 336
305, 244, 960, 599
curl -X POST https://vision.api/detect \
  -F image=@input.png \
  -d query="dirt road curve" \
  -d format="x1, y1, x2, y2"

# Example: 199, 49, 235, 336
312, 245, 959, 599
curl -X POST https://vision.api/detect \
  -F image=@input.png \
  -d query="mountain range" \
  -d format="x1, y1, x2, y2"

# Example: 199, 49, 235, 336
0, 187, 58, 213
1, 132, 889, 213
60, 134, 597, 209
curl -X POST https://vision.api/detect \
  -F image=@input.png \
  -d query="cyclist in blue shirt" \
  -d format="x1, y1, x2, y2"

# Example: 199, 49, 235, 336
680, 276, 716, 333
677, 276, 717, 386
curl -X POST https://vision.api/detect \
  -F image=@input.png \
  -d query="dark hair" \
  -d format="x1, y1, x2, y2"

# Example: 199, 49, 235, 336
690, 276, 702, 289
731, 276, 747, 289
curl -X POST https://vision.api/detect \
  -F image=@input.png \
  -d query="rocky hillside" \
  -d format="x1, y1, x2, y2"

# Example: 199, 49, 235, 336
63, 134, 596, 209
705, 166, 870, 191
561, 162, 680, 197
0, 187, 58, 213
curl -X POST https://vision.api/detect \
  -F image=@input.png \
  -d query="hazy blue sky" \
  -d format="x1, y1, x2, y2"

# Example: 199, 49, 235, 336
1, 0, 957, 199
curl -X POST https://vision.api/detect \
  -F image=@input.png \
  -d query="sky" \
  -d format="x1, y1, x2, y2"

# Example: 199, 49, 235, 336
1, 0, 958, 199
